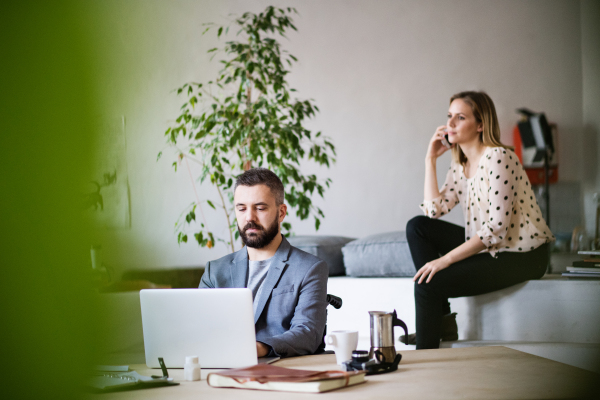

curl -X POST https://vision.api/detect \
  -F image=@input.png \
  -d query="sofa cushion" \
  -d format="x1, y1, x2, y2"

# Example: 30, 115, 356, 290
287, 235, 356, 276
342, 231, 414, 277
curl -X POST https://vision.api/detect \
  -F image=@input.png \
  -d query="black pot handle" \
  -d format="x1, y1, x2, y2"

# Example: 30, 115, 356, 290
392, 310, 409, 345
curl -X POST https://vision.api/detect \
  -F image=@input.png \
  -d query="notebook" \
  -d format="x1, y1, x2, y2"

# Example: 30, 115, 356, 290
140, 288, 277, 369
207, 363, 366, 393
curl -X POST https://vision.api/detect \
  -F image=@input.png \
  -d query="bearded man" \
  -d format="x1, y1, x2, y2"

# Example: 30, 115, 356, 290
199, 168, 328, 358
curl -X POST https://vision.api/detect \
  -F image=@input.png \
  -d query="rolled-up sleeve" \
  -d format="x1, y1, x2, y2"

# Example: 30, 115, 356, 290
476, 149, 515, 249
420, 167, 459, 218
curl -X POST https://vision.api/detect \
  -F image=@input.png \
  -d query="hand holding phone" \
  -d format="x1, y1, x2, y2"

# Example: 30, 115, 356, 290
428, 125, 452, 161
440, 129, 452, 149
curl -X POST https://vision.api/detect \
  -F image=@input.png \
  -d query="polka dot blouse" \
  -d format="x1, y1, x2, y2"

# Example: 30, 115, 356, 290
420, 147, 555, 257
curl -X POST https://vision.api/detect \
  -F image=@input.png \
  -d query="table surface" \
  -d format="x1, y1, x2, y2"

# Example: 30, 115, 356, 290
87, 346, 599, 399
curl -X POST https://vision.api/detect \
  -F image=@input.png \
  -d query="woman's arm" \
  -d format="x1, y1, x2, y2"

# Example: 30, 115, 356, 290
420, 126, 459, 218
414, 236, 486, 284
424, 157, 440, 201
424, 125, 451, 201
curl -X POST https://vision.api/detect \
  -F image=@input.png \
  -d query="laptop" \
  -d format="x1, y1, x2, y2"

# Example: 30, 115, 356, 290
140, 288, 278, 369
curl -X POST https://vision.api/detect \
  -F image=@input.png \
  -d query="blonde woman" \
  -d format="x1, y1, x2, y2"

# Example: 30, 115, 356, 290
406, 91, 554, 349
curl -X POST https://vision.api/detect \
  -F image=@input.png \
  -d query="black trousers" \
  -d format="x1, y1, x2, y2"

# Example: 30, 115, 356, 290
406, 216, 548, 350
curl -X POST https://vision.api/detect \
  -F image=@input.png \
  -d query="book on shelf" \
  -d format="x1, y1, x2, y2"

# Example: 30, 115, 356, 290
577, 250, 600, 256
571, 261, 600, 269
566, 267, 600, 273
562, 272, 600, 279
207, 363, 366, 393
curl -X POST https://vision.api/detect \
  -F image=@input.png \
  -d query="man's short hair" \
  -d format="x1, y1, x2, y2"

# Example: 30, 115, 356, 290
234, 168, 285, 205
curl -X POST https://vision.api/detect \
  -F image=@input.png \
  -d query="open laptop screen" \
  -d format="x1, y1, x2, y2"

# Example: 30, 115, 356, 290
140, 288, 258, 369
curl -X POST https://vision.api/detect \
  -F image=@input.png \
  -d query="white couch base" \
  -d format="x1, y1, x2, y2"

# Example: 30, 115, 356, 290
326, 275, 600, 372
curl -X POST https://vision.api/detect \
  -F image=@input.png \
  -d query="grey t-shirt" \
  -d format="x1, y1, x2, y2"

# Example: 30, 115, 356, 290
247, 258, 272, 314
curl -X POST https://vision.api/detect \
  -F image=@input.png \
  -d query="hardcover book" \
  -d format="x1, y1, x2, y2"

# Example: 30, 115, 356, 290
566, 267, 600, 273
207, 363, 366, 393
561, 272, 600, 279
571, 261, 600, 269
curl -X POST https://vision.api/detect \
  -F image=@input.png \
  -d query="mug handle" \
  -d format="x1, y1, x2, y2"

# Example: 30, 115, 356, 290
325, 334, 336, 346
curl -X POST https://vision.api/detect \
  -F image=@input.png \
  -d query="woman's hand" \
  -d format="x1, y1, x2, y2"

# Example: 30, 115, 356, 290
413, 256, 452, 284
426, 125, 451, 162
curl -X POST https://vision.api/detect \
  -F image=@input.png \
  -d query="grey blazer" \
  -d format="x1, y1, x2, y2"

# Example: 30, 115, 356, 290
198, 236, 328, 357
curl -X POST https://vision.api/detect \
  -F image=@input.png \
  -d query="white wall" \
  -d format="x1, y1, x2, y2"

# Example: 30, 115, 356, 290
85, 0, 591, 273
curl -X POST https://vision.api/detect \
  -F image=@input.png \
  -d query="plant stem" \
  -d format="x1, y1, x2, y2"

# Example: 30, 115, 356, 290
244, 71, 253, 170
184, 156, 209, 229
216, 184, 235, 253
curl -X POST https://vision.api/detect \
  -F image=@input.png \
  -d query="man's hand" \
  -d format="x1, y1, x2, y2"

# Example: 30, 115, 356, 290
256, 341, 269, 357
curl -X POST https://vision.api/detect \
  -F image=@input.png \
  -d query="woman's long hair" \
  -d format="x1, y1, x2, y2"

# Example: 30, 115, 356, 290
449, 91, 512, 166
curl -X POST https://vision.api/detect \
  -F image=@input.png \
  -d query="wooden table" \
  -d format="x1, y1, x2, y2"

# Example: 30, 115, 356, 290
88, 346, 599, 399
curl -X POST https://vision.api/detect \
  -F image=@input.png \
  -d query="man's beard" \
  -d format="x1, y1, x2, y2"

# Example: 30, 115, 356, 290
238, 214, 280, 249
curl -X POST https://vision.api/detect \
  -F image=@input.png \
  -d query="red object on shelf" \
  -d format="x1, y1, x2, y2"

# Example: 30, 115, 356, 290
513, 125, 558, 185
522, 167, 558, 185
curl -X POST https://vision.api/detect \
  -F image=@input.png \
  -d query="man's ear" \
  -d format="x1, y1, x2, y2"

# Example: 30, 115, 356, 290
279, 204, 287, 222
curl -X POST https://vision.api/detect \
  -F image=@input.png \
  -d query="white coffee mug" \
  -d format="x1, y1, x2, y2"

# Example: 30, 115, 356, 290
325, 330, 359, 365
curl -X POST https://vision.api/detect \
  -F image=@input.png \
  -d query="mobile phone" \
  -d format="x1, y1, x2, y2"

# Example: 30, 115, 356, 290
441, 134, 452, 149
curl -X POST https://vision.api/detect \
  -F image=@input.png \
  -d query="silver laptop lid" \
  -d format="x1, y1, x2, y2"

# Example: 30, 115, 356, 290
140, 288, 258, 369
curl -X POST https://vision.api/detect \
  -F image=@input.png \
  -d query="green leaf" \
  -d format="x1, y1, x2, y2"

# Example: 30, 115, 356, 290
206, 200, 216, 209
217, 26, 223, 37
156, 151, 162, 161
185, 211, 196, 223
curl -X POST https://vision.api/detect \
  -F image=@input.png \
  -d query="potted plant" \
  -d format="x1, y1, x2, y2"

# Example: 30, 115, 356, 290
161, 6, 336, 252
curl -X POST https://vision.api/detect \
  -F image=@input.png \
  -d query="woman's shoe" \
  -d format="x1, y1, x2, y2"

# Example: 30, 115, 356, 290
399, 312, 458, 344
440, 312, 458, 341
400, 332, 417, 345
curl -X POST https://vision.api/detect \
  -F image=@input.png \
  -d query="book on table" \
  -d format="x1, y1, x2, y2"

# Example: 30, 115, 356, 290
207, 363, 366, 393
566, 266, 600, 273
562, 251, 600, 278
571, 260, 600, 269
577, 250, 600, 256
561, 272, 600, 278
